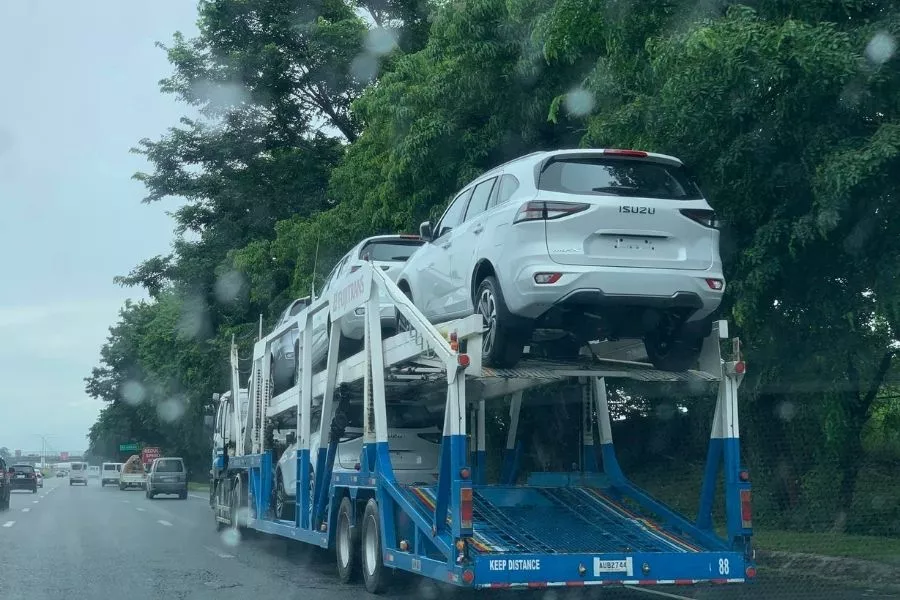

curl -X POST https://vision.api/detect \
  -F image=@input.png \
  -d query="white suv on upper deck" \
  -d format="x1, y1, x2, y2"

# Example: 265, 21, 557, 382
396, 149, 725, 371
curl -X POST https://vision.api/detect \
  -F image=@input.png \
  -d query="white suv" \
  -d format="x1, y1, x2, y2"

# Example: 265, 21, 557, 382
396, 149, 724, 370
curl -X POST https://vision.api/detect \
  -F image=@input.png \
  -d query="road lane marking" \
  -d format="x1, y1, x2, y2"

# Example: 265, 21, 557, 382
21, 508, 29, 513
189, 494, 207, 501
2, 521, 14, 528
136, 507, 146, 512
121, 500, 130, 503
32, 500, 39, 504
625, 588, 695, 600
204, 545, 235, 559
157, 520, 173, 527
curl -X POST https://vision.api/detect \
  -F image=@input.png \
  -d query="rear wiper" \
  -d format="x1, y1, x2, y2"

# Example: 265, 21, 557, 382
591, 185, 642, 196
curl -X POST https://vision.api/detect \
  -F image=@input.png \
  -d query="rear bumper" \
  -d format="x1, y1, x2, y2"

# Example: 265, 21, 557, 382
9, 480, 36, 490
150, 482, 187, 494
503, 261, 724, 322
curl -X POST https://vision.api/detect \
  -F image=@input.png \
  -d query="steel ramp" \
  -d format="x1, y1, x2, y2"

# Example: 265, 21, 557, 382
406, 484, 708, 555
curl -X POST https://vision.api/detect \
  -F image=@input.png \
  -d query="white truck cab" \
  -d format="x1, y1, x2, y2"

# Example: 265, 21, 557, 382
69, 462, 89, 486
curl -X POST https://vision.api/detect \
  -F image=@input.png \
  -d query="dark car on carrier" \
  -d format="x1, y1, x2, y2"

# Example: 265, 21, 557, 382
8, 464, 38, 493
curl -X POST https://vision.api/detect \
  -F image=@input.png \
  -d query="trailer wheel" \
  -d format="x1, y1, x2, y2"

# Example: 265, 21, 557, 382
361, 498, 391, 594
336, 497, 359, 583
274, 471, 294, 521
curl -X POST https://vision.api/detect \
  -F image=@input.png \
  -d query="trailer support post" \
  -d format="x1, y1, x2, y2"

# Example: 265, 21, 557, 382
593, 377, 625, 484
499, 392, 523, 484
581, 378, 598, 472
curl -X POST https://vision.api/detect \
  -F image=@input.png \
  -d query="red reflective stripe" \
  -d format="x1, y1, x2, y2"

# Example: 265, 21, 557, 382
638, 580, 656, 585
711, 578, 728, 584
675, 579, 694, 585
489, 583, 510, 589
527, 582, 547, 588
565, 581, 585, 587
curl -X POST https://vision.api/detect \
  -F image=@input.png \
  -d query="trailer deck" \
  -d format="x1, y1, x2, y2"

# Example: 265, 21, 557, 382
210, 261, 755, 592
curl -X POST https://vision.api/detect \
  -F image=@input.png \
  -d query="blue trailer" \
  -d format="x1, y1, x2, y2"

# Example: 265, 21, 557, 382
209, 263, 755, 592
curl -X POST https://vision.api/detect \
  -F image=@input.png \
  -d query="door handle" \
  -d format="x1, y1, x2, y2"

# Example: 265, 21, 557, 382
441, 242, 451, 249
472, 225, 484, 235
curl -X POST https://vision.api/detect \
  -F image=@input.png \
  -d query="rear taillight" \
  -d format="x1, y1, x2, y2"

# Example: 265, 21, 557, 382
460, 487, 473, 529
740, 489, 752, 529
514, 201, 589, 223
680, 209, 720, 229
417, 432, 443, 444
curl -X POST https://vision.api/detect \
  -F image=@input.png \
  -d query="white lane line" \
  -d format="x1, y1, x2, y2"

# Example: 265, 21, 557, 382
2, 521, 14, 528
21, 508, 29, 513
204, 545, 234, 559
157, 520, 173, 527
121, 500, 130, 503
625, 587, 695, 600
136, 507, 146, 512
32, 500, 39, 504
188, 494, 207, 501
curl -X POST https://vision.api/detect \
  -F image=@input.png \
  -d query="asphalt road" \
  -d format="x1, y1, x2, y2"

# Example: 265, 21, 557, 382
0, 477, 893, 599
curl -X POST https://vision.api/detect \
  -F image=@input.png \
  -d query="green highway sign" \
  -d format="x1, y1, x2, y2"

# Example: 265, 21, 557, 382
119, 442, 139, 452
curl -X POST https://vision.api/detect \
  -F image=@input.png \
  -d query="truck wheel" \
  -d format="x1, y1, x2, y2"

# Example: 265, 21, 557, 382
475, 276, 525, 368
336, 497, 359, 583
361, 499, 391, 594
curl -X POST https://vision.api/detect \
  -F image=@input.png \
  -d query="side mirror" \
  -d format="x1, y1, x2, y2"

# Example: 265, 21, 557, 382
419, 221, 433, 241
286, 431, 297, 445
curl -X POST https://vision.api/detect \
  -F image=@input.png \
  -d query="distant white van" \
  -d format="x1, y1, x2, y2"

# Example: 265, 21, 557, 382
100, 462, 122, 486
69, 462, 88, 486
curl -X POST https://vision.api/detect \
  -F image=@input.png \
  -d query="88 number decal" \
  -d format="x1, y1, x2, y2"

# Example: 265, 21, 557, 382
718, 558, 730, 575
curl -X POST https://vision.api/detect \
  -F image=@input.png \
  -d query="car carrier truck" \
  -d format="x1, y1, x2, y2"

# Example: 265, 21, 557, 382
208, 262, 755, 593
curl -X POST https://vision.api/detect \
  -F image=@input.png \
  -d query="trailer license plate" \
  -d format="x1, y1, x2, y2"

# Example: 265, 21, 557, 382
594, 557, 632, 576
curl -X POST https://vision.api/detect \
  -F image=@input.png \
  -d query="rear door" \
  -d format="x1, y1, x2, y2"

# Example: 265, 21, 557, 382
538, 153, 715, 270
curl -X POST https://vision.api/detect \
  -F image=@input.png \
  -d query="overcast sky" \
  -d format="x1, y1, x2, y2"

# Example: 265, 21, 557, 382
0, 3, 199, 455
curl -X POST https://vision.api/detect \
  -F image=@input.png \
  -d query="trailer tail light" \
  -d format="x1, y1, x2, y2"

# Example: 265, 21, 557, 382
740, 489, 752, 529
460, 488, 473, 529
745, 566, 757, 578
514, 201, 589, 223
462, 569, 475, 584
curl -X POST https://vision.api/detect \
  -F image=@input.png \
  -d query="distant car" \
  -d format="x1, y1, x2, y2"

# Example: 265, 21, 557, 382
87, 465, 100, 479
145, 457, 188, 500
0, 458, 10, 510
69, 462, 88, 486
56, 471, 65, 478
8, 464, 38, 493
396, 149, 724, 371
35, 471, 43, 488
100, 462, 122, 486
269, 235, 425, 395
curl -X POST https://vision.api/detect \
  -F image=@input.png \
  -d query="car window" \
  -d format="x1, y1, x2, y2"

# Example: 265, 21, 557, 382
538, 157, 703, 200
154, 459, 184, 473
103, 464, 116, 471
11, 465, 34, 473
434, 188, 472, 239
322, 256, 348, 292
463, 177, 497, 222
493, 173, 520, 207
71, 463, 84, 470
358, 239, 424, 262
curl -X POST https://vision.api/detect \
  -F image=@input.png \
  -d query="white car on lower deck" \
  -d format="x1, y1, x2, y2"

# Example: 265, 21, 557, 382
273, 402, 441, 521
396, 148, 725, 371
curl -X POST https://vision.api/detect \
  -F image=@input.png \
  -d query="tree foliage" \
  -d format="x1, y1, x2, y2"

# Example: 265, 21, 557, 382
87, 0, 900, 531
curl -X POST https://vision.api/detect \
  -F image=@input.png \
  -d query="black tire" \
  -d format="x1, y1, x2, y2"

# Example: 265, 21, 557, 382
532, 336, 583, 360
274, 471, 294, 521
336, 497, 360, 583
396, 285, 413, 333
179, 489, 187, 500
31, 486, 37, 494
475, 276, 525, 367
70, 481, 73, 486
0, 494, 8, 511
361, 499, 391, 594
643, 332, 704, 371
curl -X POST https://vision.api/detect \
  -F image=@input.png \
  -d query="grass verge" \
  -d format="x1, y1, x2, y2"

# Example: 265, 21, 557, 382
755, 530, 900, 565
187, 481, 208, 493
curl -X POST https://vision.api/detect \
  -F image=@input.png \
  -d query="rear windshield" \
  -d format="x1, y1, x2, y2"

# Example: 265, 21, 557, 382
358, 239, 423, 262
155, 459, 184, 473
103, 464, 118, 471
71, 463, 84, 470
10, 465, 34, 473
538, 157, 704, 200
